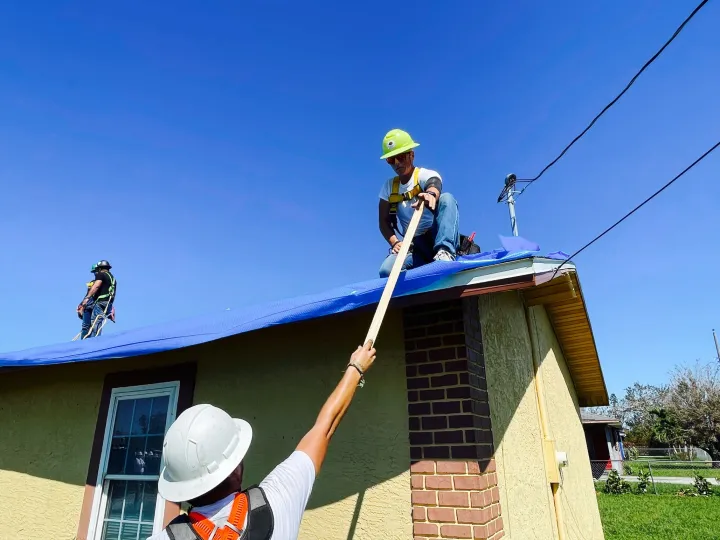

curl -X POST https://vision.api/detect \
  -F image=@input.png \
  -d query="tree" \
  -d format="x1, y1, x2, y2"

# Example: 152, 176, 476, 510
583, 362, 720, 458
584, 384, 669, 446
665, 362, 720, 461
648, 408, 686, 447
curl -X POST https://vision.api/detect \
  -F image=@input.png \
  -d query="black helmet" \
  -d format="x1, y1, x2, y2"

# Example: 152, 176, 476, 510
96, 260, 112, 270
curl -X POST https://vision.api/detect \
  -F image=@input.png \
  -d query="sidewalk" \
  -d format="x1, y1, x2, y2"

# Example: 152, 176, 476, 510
620, 475, 720, 485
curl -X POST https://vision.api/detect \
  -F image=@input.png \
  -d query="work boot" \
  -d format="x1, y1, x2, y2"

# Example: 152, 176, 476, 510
434, 248, 456, 262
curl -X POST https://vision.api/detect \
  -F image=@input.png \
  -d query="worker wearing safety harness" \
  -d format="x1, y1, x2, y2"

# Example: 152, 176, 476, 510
77, 260, 116, 339
377, 129, 460, 278
149, 342, 377, 540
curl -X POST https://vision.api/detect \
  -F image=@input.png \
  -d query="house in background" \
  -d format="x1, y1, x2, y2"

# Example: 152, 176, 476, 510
0, 250, 609, 540
581, 411, 625, 478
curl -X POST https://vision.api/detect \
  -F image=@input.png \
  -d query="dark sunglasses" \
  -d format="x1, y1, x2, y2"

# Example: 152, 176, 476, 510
386, 152, 411, 165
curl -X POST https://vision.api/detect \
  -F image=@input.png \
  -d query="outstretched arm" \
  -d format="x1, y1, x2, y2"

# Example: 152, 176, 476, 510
296, 342, 376, 474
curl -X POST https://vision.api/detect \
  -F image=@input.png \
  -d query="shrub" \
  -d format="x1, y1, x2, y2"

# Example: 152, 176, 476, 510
627, 446, 640, 461
693, 473, 713, 496
604, 469, 631, 494
636, 469, 651, 494
677, 473, 714, 497
673, 449, 694, 461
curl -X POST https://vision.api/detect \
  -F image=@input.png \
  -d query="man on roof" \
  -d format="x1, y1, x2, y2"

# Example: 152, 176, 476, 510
149, 341, 377, 540
77, 259, 116, 339
377, 128, 460, 278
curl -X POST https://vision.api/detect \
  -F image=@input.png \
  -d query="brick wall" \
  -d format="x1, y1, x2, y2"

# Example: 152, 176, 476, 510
404, 298, 504, 539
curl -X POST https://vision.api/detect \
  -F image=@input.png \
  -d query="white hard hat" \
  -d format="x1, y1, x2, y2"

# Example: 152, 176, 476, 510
158, 404, 253, 503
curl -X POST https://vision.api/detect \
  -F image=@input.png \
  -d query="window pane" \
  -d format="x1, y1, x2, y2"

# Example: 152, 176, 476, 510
103, 480, 156, 540
107, 481, 126, 519
141, 483, 158, 522
123, 481, 143, 520
107, 437, 129, 475
120, 522, 139, 540
101, 389, 173, 540
144, 436, 164, 475
125, 437, 148, 475
114, 400, 135, 437
102, 520, 121, 540
131, 398, 152, 435
139, 524, 154, 540
148, 396, 169, 435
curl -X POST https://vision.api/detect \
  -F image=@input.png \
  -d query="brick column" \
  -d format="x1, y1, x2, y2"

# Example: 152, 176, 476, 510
404, 298, 504, 540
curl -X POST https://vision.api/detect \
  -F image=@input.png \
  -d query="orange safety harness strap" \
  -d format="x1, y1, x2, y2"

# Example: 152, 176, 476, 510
187, 492, 249, 540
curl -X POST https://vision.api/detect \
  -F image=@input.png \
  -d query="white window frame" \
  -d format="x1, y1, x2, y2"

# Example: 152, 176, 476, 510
86, 381, 180, 540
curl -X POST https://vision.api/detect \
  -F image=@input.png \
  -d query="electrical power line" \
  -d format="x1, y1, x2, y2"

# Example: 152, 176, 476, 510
497, 0, 711, 203
551, 139, 720, 278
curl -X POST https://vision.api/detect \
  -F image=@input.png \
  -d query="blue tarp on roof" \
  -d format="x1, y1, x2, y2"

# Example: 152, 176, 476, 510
0, 244, 567, 368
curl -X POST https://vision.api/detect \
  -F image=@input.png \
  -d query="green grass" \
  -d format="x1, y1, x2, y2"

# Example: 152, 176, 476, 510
595, 483, 720, 540
624, 460, 720, 479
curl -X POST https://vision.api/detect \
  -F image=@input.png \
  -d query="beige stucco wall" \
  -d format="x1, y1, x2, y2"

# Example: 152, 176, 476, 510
0, 358, 112, 540
478, 291, 604, 540
191, 310, 412, 540
529, 305, 604, 539
0, 308, 411, 540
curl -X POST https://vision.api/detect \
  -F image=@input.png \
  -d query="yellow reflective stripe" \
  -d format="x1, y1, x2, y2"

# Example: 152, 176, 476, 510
389, 168, 421, 199
402, 184, 422, 201
97, 273, 116, 300
388, 167, 422, 215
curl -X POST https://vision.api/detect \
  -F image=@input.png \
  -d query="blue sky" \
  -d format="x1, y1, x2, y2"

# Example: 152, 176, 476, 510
0, 1, 718, 396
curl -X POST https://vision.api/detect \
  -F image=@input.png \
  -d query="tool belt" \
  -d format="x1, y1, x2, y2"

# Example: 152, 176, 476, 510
458, 234, 481, 256
392, 231, 480, 257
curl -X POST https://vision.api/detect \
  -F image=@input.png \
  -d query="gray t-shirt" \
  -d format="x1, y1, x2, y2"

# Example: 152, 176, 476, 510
148, 451, 316, 540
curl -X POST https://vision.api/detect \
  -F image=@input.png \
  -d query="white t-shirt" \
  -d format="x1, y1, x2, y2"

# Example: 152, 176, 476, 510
378, 167, 441, 237
148, 451, 316, 540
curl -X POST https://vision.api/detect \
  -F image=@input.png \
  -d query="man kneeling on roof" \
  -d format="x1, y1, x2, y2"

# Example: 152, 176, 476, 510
149, 341, 376, 540
377, 128, 460, 278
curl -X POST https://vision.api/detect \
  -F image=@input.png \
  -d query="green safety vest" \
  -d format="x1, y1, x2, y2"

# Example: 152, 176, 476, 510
97, 271, 116, 301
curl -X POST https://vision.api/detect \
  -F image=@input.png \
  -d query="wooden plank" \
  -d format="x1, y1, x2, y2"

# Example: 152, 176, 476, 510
364, 205, 423, 347
525, 290, 578, 307
555, 329, 592, 337
525, 269, 609, 406
550, 315, 588, 325
559, 336, 596, 346
551, 320, 586, 329
566, 366, 600, 376
566, 358, 601, 367
568, 368, 604, 377
563, 350, 598, 359
554, 324, 592, 333
546, 302, 584, 313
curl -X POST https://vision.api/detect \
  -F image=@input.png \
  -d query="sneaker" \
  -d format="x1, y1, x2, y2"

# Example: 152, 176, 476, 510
434, 249, 456, 262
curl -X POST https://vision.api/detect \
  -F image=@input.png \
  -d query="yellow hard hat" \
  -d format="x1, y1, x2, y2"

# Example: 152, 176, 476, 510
380, 129, 420, 159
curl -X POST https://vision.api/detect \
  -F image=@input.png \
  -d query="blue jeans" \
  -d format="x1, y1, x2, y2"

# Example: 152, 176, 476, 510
81, 300, 111, 339
379, 192, 460, 278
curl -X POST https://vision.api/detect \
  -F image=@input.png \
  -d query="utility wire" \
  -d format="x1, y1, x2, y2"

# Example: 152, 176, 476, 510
551, 140, 720, 279
497, 0, 711, 203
